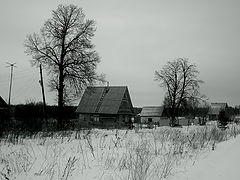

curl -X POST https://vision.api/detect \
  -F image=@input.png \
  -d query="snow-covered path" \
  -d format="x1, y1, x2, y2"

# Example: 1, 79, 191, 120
171, 135, 240, 180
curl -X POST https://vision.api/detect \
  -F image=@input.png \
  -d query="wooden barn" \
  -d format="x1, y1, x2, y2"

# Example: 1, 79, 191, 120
208, 103, 228, 120
0, 96, 8, 112
0, 96, 9, 127
140, 106, 169, 126
76, 86, 134, 127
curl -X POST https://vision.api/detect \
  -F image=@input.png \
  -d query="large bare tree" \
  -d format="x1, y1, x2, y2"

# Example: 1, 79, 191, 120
155, 58, 205, 126
25, 4, 104, 128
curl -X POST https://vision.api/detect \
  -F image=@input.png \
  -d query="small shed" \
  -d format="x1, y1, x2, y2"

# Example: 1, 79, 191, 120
76, 86, 134, 127
208, 103, 228, 120
234, 115, 240, 123
0, 96, 8, 110
0, 96, 9, 126
140, 106, 169, 126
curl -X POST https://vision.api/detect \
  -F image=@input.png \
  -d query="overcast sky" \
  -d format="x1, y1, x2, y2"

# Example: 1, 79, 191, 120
0, 0, 240, 107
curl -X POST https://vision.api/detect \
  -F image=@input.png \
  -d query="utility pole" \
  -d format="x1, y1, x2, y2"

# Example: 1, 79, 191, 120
39, 64, 47, 128
6, 62, 16, 105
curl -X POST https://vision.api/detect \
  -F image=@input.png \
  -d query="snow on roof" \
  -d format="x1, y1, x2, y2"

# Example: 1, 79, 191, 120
76, 86, 133, 115
208, 103, 228, 115
140, 106, 164, 117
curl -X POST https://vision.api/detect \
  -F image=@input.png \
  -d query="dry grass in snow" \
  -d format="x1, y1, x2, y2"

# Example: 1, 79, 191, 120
0, 122, 240, 180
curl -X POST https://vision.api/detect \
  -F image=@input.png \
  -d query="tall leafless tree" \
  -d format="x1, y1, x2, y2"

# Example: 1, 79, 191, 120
25, 4, 104, 128
155, 58, 205, 126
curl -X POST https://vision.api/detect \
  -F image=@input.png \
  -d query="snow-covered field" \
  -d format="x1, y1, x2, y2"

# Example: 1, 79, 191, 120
0, 123, 240, 180
170, 133, 240, 180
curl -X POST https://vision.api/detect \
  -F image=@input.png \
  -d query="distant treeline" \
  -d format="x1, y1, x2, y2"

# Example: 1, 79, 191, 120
0, 103, 77, 132
13, 104, 77, 120
162, 106, 209, 118
1, 103, 239, 134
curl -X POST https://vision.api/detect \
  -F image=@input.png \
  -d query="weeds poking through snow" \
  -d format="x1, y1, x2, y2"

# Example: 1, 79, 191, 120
127, 140, 153, 180
61, 156, 78, 180
153, 147, 176, 180
84, 134, 95, 159
1, 123, 240, 180
112, 130, 122, 148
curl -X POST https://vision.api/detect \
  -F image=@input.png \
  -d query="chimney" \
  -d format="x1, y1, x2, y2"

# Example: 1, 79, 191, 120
105, 82, 110, 93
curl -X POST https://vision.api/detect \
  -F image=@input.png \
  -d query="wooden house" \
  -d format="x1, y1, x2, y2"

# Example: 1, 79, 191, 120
0, 96, 7, 110
208, 103, 228, 120
76, 86, 134, 127
140, 106, 169, 126
0, 96, 9, 125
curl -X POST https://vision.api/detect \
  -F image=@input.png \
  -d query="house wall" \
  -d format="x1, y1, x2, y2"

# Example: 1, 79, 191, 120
78, 113, 132, 128
173, 118, 200, 126
79, 114, 91, 121
141, 116, 161, 123
119, 115, 124, 122
118, 91, 133, 114
209, 114, 218, 120
141, 116, 170, 126
140, 117, 200, 126
178, 118, 191, 126
119, 115, 132, 123
159, 118, 170, 126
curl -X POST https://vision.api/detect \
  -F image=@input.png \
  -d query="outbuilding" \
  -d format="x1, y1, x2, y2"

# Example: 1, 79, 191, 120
140, 106, 169, 126
0, 96, 9, 129
208, 103, 228, 120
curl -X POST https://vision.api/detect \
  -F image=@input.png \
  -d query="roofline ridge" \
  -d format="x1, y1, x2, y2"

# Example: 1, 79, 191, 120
211, 102, 228, 104
142, 106, 163, 108
87, 86, 128, 88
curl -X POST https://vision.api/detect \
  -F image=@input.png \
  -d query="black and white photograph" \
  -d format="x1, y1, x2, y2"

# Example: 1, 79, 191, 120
0, 0, 240, 179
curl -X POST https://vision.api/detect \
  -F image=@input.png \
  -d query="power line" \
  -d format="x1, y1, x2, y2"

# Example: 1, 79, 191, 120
13, 77, 36, 98
0, 70, 39, 84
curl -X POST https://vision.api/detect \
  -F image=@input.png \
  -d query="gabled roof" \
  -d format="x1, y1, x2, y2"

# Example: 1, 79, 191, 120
76, 86, 134, 115
140, 106, 164, 117
0, 96, 8, 110
208, 103, 228, 115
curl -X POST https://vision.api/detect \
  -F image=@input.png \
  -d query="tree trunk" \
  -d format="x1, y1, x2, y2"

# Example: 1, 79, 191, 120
58, 66, 64, 129
58, 31, 66, 130
170, 107, 176, 126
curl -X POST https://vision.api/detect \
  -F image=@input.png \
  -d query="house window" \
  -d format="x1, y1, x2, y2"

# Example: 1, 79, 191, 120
148, 118, 153, 123
90, 117, 94, 121
94, 116, 99, 122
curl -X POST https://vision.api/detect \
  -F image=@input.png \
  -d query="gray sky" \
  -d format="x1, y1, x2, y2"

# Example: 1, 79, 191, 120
0, 0, 240, 107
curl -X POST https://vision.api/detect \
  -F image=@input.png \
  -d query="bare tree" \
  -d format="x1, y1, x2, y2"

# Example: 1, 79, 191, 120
25, 4, 104, 128
155, 58, 205, 126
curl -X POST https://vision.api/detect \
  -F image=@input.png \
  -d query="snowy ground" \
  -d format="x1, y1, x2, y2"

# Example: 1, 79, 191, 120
0, 123, 240, 180
171, 132, 240, 180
